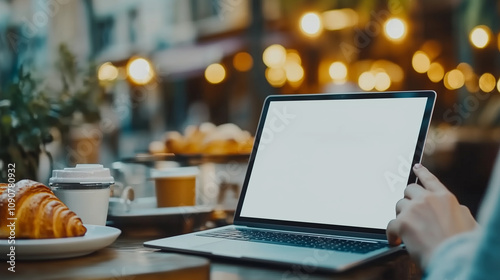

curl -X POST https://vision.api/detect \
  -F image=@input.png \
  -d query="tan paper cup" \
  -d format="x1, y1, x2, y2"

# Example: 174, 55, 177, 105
151, 167, 198, 207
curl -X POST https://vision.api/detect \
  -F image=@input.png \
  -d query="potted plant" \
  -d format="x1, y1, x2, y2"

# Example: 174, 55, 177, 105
0, 44, 102, 182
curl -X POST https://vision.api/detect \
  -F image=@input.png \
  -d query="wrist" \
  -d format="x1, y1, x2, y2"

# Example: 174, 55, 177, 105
423, 230, 478, 270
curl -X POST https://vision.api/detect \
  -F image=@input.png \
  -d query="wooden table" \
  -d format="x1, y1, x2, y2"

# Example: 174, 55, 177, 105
0, 225, 422, 280
0, 236, 210, 280
122, 234, 421, 280
211, 250, 420, 280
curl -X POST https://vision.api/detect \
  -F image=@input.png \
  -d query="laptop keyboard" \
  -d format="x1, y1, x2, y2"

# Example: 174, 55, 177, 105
197, 228, 388, 254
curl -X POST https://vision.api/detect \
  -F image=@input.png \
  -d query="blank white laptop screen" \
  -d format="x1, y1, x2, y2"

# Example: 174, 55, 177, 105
240, 97, 428, 229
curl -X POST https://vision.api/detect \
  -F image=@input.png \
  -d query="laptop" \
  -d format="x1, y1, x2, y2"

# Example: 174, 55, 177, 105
144, 91, 436, 272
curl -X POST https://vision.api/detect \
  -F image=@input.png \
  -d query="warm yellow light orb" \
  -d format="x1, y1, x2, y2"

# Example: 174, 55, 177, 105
372, 60, 404, 83
263, 44, 287, 68
205, 63, 226, 84
497, 76, 500, 93
300, 12, 322, 37
457, 62, 474, 81
427, 62, 444, 83
127, 57, 155, 85
98, 62, 119, 82
470, 25, 491, 48
286, 50, 302, 65
285, 61, 304, 83
322, 8, 358, 31
233, 52, 253, 72
384, 18, 407, 41
479, 73, 496, 92
374, 72, 391, 91
498, 33, 500, 52
265, 68, 286, 87
329, 62, 348, 82
444, 69, 465, 90
358, 72, 376, 91
412, 51, 431, 73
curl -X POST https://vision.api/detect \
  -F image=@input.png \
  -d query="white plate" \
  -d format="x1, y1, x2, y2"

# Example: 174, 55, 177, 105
0, 225, 121, 260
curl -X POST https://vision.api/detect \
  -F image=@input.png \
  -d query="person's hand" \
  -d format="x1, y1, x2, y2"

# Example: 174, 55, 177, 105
386, 164, 478, 268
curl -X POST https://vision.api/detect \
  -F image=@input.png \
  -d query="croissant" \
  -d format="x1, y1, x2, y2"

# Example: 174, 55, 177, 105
0, 180, 87, 239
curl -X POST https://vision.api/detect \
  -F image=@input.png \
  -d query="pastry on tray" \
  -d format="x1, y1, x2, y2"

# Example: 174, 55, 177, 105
150, 122, 254, 155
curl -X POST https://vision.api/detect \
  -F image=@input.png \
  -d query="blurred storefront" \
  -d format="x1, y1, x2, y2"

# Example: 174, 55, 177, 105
1, 0, 500, 215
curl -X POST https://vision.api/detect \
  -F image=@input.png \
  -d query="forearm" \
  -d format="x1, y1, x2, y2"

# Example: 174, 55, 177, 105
424, 229, 480, 280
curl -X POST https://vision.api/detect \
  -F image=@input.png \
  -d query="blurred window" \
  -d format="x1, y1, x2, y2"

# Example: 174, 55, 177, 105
96, 16, 114, 53
191, 0, 218, 21
128, 9, 137, 44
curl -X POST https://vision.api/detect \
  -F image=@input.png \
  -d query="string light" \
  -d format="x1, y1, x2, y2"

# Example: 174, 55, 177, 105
233, 52, 253, 72
384, 18, 407, 41
479, 73, 496, 92
300, 12, 322, 37
427, 62, 444, 83
412, 51, 431, 73
285, 61, 304, 83
98, 62, 119, 82
265, 68, 286, 87
127, 57, 155, 85
470, 25, 491, 48
497, 77, 500, 93
329, 62, 348, 83
322, 9, 358, 31
444, 69, 465, 90
358, 72, 376, 91
374, 72, 391, 91
205, 63, 226, 84
263, 44, 287, 68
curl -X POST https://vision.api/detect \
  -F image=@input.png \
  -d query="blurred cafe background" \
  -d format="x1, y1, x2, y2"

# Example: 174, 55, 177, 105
1, 0, 500, 220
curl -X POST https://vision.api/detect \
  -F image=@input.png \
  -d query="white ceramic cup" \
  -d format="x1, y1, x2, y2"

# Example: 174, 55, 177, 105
49, 164, 114, 226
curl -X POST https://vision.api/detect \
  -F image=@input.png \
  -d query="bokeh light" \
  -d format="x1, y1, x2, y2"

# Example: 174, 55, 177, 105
498, 32, 500, 52
412, 51, 431, 73
233, 52, 253, 72
265, 67, 286, 87
470, 25, 491, 48
457, 62, 475, 81
465, 74, 480, 93
322, 9, 358, 31
372, 60, 404, 83
263, 44, 287, 68
205, 63, 226, 84
300, 12, 322, 36
329, 61, 348, 83
127, 57, 155, 85
285, 61, 304, 83
427, 62, 444, 83
479, 73, 496, 92
497, 77, 500, 93
374, 72, 391, 91
384, 18, 407, 41
286, 50, 302, 65
98, 62, 119, 82
421, 40, 442, 60
358, 72, 376, 91
444, 69, 465, 90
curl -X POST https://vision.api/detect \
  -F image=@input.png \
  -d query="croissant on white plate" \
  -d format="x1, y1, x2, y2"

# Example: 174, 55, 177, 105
0, 179, 87, 239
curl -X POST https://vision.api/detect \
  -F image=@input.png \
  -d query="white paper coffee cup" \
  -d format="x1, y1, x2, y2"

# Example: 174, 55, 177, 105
49, 164, 114, 226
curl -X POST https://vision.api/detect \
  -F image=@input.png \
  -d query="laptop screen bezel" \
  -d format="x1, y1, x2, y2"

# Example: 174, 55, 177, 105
233, 91, 436, 236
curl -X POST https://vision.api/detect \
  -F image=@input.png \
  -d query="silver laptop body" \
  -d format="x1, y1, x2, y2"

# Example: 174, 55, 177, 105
145, 91, 436, 272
